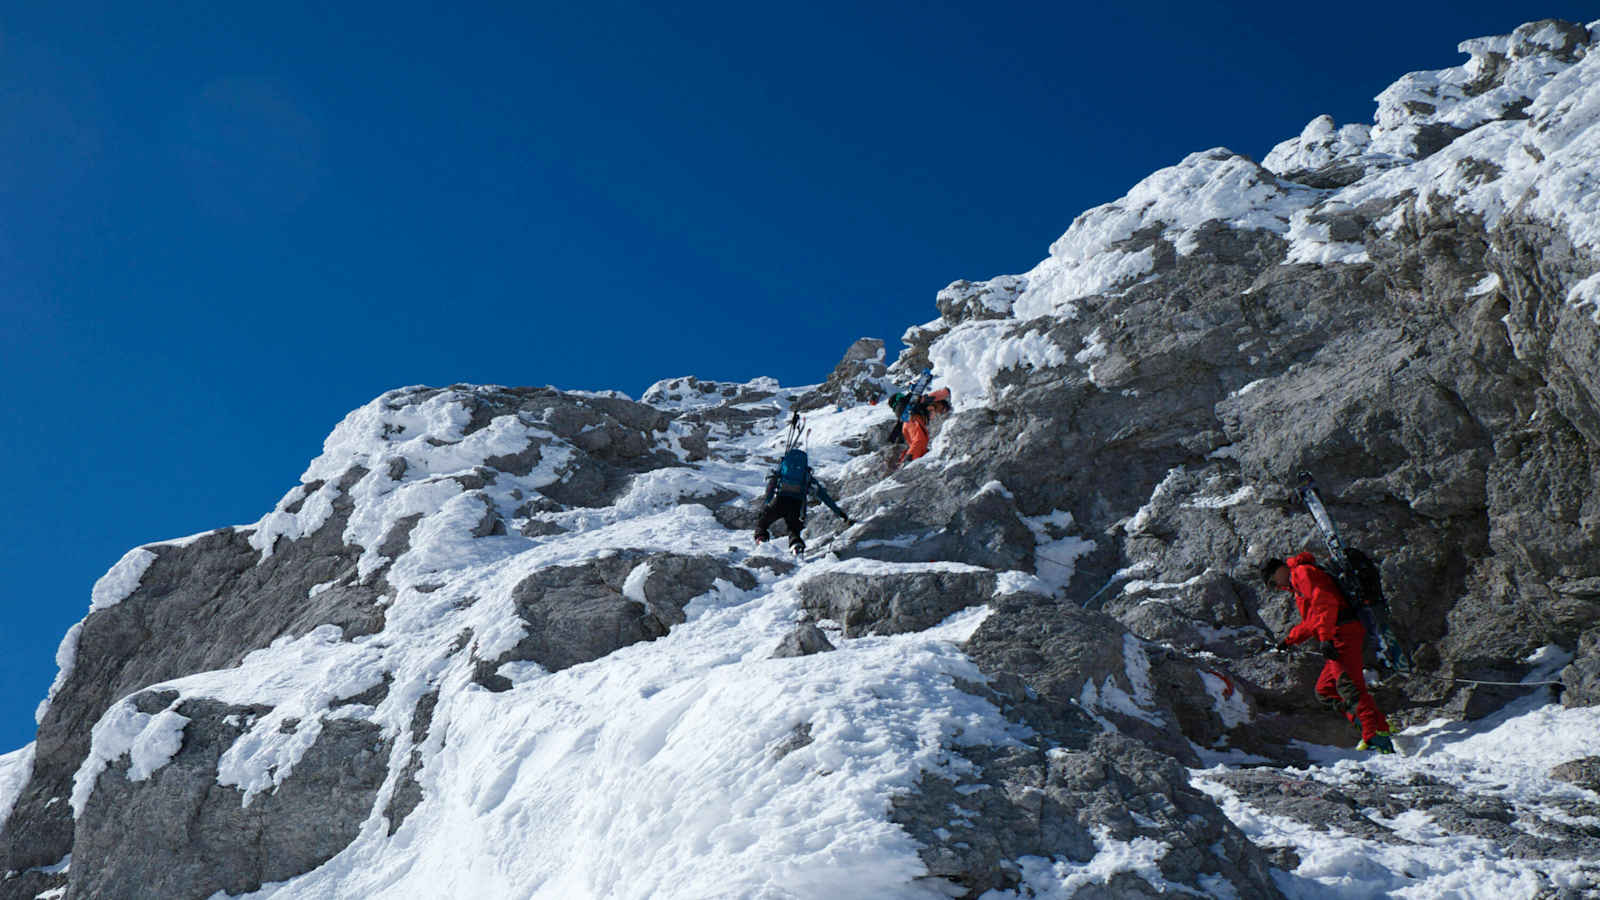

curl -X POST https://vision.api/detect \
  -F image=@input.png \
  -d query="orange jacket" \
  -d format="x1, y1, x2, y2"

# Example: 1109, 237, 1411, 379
1283, 552, 1350, 645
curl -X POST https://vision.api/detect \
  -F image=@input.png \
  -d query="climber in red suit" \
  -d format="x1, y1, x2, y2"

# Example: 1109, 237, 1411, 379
1262, 552, 1394, 753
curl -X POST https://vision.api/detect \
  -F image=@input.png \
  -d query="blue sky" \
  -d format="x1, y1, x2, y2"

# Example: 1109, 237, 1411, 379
1, 3, 1588, 752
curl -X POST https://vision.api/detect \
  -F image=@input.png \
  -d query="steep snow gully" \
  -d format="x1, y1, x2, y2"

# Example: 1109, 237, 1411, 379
5, 16, 1600, 900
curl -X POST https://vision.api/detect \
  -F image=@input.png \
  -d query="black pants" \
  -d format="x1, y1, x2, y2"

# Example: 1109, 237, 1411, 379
755, 495, 806, 549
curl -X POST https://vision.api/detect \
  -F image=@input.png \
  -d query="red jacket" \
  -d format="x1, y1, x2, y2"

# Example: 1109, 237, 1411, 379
1283, 552, 1350, 645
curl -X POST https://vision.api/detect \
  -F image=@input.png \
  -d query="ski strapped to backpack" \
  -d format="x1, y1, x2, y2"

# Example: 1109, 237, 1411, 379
783, 410, 805, 452
1296, 472, 1414, 676
889, 369, 935, 423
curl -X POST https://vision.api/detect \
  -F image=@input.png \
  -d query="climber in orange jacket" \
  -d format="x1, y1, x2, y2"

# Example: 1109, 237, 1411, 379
1262, 552, 1394, 753
895, 387, 951, 465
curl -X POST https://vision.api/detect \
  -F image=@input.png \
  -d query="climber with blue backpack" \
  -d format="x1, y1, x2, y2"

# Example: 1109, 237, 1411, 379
754, 413, 853, 554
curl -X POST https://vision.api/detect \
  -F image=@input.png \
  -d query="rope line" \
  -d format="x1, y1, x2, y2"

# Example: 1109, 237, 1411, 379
1447, 677, 1566, 687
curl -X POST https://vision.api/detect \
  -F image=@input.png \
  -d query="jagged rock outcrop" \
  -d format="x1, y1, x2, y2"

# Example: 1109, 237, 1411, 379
795, 337, 891, 411
854, 20, 1600, 744
1, 481, 381, 878
831, 475, 1035, 571
963, 593, 1248, 767
1551, 756, 1600, 791
642, 375, 801, 464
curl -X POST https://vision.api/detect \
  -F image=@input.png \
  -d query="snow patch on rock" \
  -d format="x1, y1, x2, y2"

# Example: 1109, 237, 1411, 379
1201, 672, 1250, 730
0, 743, 36, 831
36, 622, 84, 726
1010, 149, 1317, 320
71, 700, 191, 817
1263, 114, 1383, 176
251, 484, 339, 561
996, 826, 1174, 899
88, 548, 158, 613
1567, 271, 1600, 321
621, 561, 653, 605
1080, 637, 1164, 728
1024, 510, 1097, 593
930, 320, 1067, 407
1285, 207, 1371, 265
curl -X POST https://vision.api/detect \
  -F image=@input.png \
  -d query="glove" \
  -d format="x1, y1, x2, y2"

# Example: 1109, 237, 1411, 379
845, 517, 855, 526
1316, 640, 1339, 660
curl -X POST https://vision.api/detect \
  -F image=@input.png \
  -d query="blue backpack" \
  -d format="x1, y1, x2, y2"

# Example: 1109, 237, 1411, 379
776, 448, 810, 497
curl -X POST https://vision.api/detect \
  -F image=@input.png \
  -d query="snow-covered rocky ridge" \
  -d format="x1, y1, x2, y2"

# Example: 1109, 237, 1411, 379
5, 16, 1600, 900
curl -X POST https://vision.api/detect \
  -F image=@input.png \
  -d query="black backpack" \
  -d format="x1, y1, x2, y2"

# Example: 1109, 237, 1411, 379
1328, 547, 1388, 610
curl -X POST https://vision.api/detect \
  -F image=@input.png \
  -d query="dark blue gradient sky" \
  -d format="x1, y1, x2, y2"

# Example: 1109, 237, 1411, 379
2, 3, 1588, 752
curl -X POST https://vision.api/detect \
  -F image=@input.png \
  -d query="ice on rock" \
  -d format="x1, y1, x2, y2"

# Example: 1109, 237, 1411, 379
929, 319, 1067, 407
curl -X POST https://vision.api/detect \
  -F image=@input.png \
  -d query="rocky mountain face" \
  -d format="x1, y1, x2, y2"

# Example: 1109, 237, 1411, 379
3, 18, 1599, 900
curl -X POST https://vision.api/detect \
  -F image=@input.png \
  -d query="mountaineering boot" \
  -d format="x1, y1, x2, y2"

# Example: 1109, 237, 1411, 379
1357, 731, 1395, 754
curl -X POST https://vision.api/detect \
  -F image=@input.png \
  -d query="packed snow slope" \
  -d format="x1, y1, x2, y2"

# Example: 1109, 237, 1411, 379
4, 16, 1600, 900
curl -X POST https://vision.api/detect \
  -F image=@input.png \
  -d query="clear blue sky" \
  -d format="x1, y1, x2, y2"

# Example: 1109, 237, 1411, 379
2, 3, 1587, 752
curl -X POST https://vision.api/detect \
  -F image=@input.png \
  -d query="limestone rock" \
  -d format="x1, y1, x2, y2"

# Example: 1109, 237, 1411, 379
794, 337, 891, 411
1561, 628, 1600, 708
1550, 756, 1600, 792
771, 623, 835, 658
69, 696, 389, 900
794, 567, 997, 637
482, 551, 756, 681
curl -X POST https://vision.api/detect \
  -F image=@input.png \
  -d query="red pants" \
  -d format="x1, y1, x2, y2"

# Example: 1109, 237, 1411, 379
1315, 620, 1390, 739
899, 415, 930, 464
